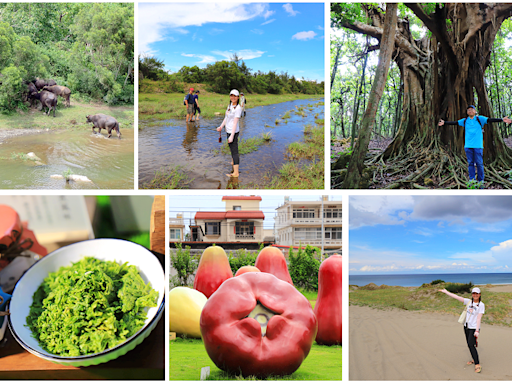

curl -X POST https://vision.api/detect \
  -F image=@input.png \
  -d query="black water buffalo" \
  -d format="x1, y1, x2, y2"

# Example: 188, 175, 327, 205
26, 82, 38, 105
43, 85, 71, 107
30, 91, 57, 117
86, 114, 121, 138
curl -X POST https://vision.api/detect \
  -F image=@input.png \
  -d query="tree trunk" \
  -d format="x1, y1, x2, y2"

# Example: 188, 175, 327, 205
331, 44, 342, 89
343, 3, 398, 188
350, 49, 369, 149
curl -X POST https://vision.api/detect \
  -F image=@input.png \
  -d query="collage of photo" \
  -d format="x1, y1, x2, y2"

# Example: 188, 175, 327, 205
1, 1, 512, 382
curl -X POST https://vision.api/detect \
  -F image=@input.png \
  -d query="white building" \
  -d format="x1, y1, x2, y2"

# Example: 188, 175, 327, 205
169, 213, 185, 241
274, 196, 342, 249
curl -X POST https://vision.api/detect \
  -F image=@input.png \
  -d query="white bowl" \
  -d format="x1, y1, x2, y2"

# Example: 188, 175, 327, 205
7, 238, 165, 367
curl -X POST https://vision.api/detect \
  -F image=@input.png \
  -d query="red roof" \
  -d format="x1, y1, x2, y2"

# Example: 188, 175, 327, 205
195, 210, 264, 220
226, 210, 265, 219
195, 212, 226, 220
222, 196, 262, 201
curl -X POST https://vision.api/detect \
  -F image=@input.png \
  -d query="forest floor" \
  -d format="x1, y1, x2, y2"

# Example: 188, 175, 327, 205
331, 137, 512, 189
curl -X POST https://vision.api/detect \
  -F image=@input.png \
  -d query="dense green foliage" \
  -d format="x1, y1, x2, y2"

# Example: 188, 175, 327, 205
0, 3, 134, 113
227, 244, 264, 274
26, 257, 158, 356
170, 243, 198, 287
288, 245, 321, 291
139, 53, 323, 95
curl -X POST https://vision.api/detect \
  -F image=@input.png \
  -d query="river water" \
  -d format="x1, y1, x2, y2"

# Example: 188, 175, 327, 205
0, 129, 134, 189
138, 98, 323, 189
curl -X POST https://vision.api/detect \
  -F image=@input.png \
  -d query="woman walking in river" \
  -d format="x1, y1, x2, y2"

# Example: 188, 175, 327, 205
216, 89, 242, 177
439, 287, 485, 373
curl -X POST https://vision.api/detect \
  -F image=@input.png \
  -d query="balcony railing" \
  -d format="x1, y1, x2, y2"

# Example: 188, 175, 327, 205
169, 218, 184, 225
276, 218, 343, 226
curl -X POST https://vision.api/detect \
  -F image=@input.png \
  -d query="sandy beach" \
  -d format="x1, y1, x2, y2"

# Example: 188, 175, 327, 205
350, 305, 512, 380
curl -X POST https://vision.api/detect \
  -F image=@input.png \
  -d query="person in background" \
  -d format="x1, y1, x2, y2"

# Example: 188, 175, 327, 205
240, 92, 246, 117
216, 89, 242, 178
438, 287, 485, 373
192, 90, 201, 121
184, 88, 195, 122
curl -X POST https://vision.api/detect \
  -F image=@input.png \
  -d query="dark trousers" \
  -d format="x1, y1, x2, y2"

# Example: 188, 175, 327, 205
464, 326, 479, 365
464, 148, 484, 182
227, 132, 239, 165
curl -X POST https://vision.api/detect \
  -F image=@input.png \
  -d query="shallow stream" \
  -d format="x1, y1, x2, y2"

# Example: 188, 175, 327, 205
138, 98, 323, 189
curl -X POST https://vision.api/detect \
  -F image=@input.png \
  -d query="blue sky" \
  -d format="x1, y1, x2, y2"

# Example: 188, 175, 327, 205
169, 194, 341, 233
139, 3, 324, 81
350, 196, 512, 275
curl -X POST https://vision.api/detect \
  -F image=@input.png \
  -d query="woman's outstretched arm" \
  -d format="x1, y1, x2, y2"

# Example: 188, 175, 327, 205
438, 288, 465, 303
216, 116, 227, 132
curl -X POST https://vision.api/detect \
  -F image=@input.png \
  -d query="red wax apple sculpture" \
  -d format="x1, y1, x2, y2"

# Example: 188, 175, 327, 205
314, 254, 342, 345
235, 265, 260, 277
200, 272, 317, 378
193, 245, 233, 298
254, 246, 293, 285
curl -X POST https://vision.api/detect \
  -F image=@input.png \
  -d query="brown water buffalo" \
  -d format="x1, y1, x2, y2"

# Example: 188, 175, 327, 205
42, 85, 71, 107
30, 91, 57, 117
26, 82, 38, 106
34, 79, 46, 90
46, 79, 57, 86
86, 114, 121, 138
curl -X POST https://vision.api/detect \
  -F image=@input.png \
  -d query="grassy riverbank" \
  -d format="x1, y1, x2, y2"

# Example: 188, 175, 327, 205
350, 282, 512, 327
0, 101, 134, 131
139, 86, 322, 121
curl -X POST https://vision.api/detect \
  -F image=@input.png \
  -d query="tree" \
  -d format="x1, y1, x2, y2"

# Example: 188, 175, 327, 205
332, 3, 512, 188
343, 3, 397, 188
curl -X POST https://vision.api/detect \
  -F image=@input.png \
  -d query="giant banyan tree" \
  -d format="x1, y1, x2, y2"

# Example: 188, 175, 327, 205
332, 3, 512, 188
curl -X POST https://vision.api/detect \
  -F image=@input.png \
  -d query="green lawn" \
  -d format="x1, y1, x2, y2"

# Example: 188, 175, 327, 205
170, 338, 341, 380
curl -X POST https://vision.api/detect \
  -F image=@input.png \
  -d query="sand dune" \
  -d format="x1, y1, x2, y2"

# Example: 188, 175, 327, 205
349, 305, 512, 380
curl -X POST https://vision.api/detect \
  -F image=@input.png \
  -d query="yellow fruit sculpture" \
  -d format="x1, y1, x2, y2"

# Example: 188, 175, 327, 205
169, 287, 208, 338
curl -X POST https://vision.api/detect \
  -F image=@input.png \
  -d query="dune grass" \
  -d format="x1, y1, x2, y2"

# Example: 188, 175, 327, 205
170, 338, 341, 381
350, 283, 512, 327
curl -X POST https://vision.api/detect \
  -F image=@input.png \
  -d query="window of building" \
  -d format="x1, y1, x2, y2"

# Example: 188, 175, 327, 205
325, 227, 342, 240
205, 222, 221, 236
324, 208, 342, 218
294, 227, 322, 240
235, 221, 254, 235
292, 209, 316, 219
233, 206, 241, 211
170, 228, 181, 240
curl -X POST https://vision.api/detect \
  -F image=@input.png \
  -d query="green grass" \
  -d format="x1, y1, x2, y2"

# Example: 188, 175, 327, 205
0, 101, 134, 130
170, 338, 341, 380
350, 283, 512, 326
138, 89, 322, 121
282, 111, 291, 119
140, 165, 190, 189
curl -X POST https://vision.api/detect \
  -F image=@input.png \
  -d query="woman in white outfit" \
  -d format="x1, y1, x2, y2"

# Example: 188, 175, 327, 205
439, 287, 484, 373
216, 89, 242, 177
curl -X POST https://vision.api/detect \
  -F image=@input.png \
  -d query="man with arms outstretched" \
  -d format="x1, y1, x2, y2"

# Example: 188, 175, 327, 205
438, 105, 511, 185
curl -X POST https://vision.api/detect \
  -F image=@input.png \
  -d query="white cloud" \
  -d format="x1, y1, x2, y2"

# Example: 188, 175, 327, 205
212, 49, 265, 60
283, 3, 299, 16
318, 25, 324, 30
209, 28, 224, 36
292, 31, 317, 41
263, 10, 275, 19
181, 53, 216, 64
251, 29, 264, 35
261, 18, 276, 26
138, 3, 268, 53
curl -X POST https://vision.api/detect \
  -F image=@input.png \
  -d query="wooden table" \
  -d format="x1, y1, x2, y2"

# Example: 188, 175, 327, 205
0, 251, 165, 380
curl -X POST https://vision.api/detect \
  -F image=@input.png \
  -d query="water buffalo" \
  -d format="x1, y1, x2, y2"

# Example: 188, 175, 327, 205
34, 79, 46, 90
26, 82, 38, 106
42, 85, 71, 107
30, 91, 57, 117
46, 79, 57, 86
86, 114, 121, 138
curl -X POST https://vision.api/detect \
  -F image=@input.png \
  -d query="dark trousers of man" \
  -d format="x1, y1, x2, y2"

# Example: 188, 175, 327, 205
464, 148, 484, 182
464, 326, 479, 364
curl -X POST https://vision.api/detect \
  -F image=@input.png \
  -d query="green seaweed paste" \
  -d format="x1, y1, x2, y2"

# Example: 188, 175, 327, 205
26, 257, 159, 356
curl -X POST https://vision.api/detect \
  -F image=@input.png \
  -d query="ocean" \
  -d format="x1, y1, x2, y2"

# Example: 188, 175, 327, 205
349, 273, 512, 287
